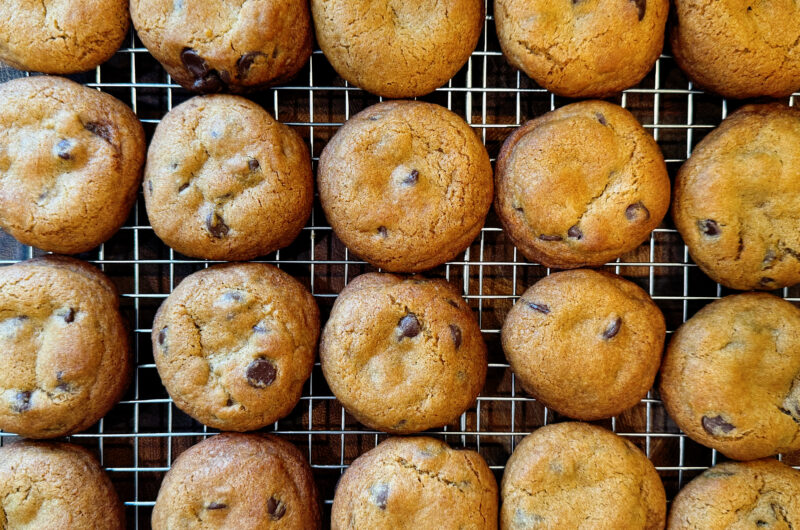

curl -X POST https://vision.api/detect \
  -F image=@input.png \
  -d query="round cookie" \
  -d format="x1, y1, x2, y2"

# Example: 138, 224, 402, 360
144, 94, 312, 261
0, 0, 129, 74
495, 100, 670, 269
501, 422, 666, 529
671, 1, 800, 99
0, 75, 145, 254
152, 433, 320, 529
667, 459, 800, 529
153, 262, 319, 431
495, 0, 668, 98
130, 0, 312, 93
320, 273, 487, 434
311, 0, 484, 98
318, 100, 493, 272
660, 293, 800, 461
501, 269, 666, 421
0, 441, 124, 529
0, 256, 130, 438
330, 436, 498, 529
673, 103, 800, 291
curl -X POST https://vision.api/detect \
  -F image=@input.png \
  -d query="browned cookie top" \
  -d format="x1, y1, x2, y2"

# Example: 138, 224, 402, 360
0, 76, 145, 254
673, 103, 800, 291
495, 100, 670, 269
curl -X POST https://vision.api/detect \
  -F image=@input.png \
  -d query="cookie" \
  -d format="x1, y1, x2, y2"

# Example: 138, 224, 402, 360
671, 1, 800, 99
501, 269, 665, 420
501, 422, 666, 529
320, 273, 487, 434
495, 100, 670, 269
311, 0, 484, 98
318, 100, 493, 272
152, 433, 320, 529
143, 94, 312, 261
660, 293, 800, 461
0, 256, 130, 438
0, 0, 129, 74
130, 0, 312, 93
153, 262, 319, 432
673, 103, 800, 291
0, 75, 145, 254
330, 436, 498, 530
495, 0, 668, 98
667, 459, 800, 529
0, 440, 124, 529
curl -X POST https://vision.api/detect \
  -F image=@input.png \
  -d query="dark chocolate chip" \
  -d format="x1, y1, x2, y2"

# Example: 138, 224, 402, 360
181, 48, 208, 78
398, 313, 421, 339
236, 52, 266, 78
513, 205, 524, 213
193, 71, 224, 93
449, 324, 462, 349
368, 114, 383, 121
602, 317, 622, 340
698, 219, 720, 236
760, 277, 775, 287
226, 397, 234, 406
63, 308, 75, 323
631, 0, 646, 20
595, 112, 607, 126
625, 202, 650, 221
246, 358, 277, 388
207, 502, 227, 510
567, 225, 583, 240
702, 415, 735, 436
266, 496, 286, 520
539, 234, 562, 242
253, 324, 268, 333
206, 212, 229, 238
370, 483, 389, 510
222, 291, 244, 303
84, 121, 114, 145
402, 169, 419, 185
377, 226, 388, 238
158, 326, 168, 347
248, 159, 260, 171
56, 139, 72, 160
756, 521, 768, 527
447, 299, 460, 308
56, 371, 64, 382
12, 391, 31, 413
527, 302, 550, 314
178, 183, 190, 193
148, 180, 154, 194
763, 249, 776, 268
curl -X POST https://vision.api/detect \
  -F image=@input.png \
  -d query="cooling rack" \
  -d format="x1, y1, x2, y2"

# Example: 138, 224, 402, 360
1, 4, 798, 528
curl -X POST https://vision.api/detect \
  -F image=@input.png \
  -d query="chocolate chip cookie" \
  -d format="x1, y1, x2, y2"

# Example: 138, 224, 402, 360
660, 293, 800, 461
0, 0, 129, 74
671, 1, 800, 99
0, 256, 130, 438
0, 76, 145, 254
502, 269, 666, 421
501, 422, 666, 529
152, 433, 320, 529
153, 263, 319, 431
495, 100, 670, 269
144, 94, 312, 261
667, 459, 800, 529
673, 103, 800, 291
311, 0, 484, 98
318, 100, 493, 272
495, 0, 669, 98
330, 436, 498, 529
0, 440, 125, 529
130, 0, 312, 93
320, 273, 487, 434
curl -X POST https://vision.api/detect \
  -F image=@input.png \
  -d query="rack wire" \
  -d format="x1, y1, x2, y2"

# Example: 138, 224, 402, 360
1, 4, 798, 528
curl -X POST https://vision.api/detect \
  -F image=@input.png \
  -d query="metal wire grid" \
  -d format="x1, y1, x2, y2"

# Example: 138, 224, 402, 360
1, 3, 799, 528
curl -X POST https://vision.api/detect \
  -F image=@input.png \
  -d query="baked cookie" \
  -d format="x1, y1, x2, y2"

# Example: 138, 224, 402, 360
671, 0, 800, 99
320, 273, 487, 434
153, 262, 319, 431
0, 441, 124, 529
152, 433, 320, 529
318, 101, 493, 272
501, 269, 665, 420
667, 459, 800, 529
495, 100, 669, 269
144, 94, 312, 261
660, 293, 800, 461
330, 436, 498, 529
673, 103, 800, 291
0, 0, 129, 74
0, 256, 130, 438
495, 0, 668, 98
130, 0, 312, 93
311, 0, 484, 98
501, 422, 666, 529
0, 75, 145, 254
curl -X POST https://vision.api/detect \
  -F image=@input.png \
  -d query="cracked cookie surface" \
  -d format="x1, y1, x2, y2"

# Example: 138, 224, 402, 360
318, 100, 493, 272
495, 100, 669, 269
0, 255, 130, 438
320, 273, 487, 434
153, 263, 319, 431
501, 422, 666, 530
331, 436, 497, 530
673, 103, 800, 291
660, 293, 800, 461
495, 0, 668, 98
144, 94, 312, 261
152, 433, 320, 530
0, 76, 145, 254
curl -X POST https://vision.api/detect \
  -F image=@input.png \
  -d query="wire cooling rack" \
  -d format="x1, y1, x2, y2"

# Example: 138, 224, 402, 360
1, 4, 799, 528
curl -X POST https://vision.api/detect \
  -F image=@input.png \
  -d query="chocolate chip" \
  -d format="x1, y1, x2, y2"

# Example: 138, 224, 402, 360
702, 415, 735, 436
158, 326, 168, 347
698, 219, 720, 236
246, 358, 277, 388
56, 383, 70, 392
181, 48, 224, 93
226, 397, 234, 406
539, 234, 562, 241
602, 317, 622, 340
377, 226, 388, 238
369, 483, 389, 510
206, 212, 229, 238
222, 291, 244, 302
56, 371, 64, 382
253, 324, 268, 333
631, 0, 646, 20
12, 391, 31, 413
207, 502, 227, 510
567, 225, 583, 240
266, 496, 286, 520
248, 159, 260, 171
84, 121, 114, 145
148, 180, 154, 194
760, 277, 775, 287
56, 139, 72, 160
447, 299, 460, 308
178, 183, 190, 193
595, 112, 607, 126
63, 308, 75, 323
402, 169, 419, 185
449, 324, 462, 349
236, 52, 265, 78
763, 249, 777, 268
194, 71, 224, 93
756, 521, 768, 527
513, 205, 524, 213
368, 114, 382, 121
527, 302, 550, 314
625, 202, 650, 221
398, 313, 420, 339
